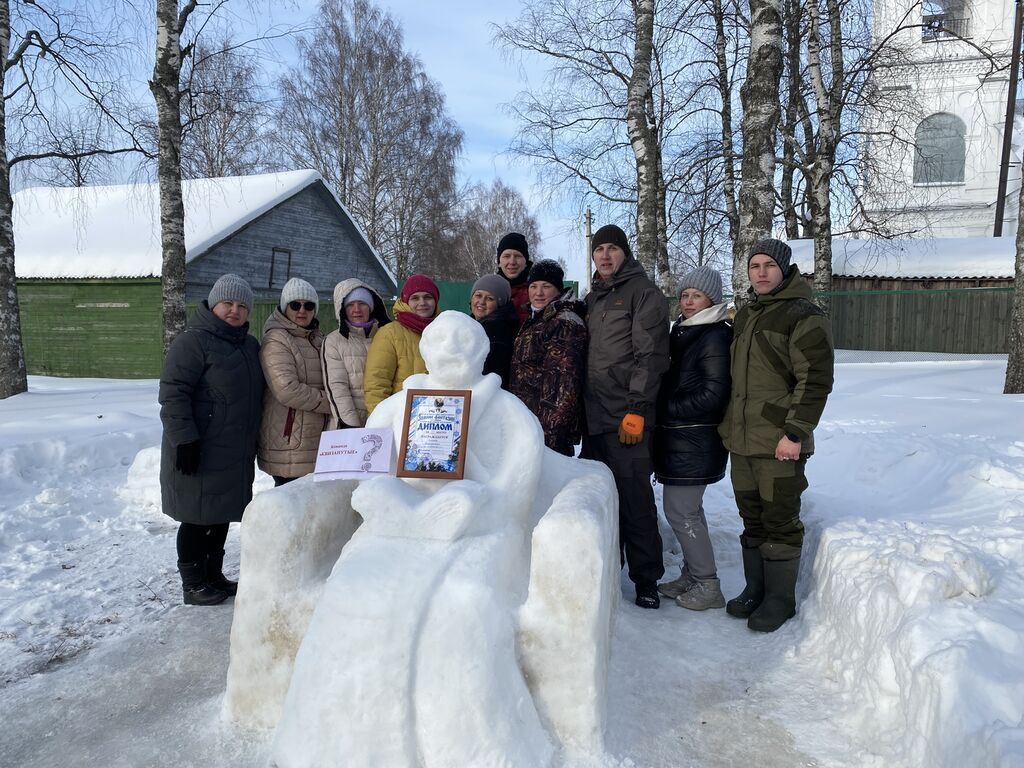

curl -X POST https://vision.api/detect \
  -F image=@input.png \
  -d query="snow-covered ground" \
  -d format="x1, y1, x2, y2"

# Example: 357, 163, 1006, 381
1, 357, 1022, 767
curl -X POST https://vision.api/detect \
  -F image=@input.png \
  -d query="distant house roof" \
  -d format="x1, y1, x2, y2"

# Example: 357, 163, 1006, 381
13, 170, 396, 284
788, 237, 1015, 279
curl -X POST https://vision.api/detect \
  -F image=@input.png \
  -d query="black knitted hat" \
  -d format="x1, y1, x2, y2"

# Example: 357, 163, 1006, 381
748, 238, 792, 273
590, 224, 632, 261
496, 232, 530, 262
527, 259, 564, 292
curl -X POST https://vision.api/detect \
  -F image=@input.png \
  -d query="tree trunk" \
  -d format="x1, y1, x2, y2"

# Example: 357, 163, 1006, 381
734, 0, 784, 302
150, 0, 193, 356
1005, 197, 1024, 393
625, 0, 666, 283
0, 0, 27, 399
779, 0, 801, 240
713, 0, 738, 246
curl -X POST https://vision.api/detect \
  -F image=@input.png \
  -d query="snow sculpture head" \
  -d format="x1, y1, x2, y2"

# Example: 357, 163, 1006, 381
421, 311, 488, 388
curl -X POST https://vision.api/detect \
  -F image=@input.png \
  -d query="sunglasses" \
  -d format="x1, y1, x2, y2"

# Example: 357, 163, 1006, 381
288, 301, 316, 312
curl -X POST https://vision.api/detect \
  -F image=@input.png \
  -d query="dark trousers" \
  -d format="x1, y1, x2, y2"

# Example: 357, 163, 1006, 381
729, 454, 808, 549
581, 431, 664, 586
176, 522, 229, 564
273, 475, 297, 487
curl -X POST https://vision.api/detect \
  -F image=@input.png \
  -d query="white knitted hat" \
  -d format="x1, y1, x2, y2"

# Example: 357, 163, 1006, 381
280, 277, 319, 313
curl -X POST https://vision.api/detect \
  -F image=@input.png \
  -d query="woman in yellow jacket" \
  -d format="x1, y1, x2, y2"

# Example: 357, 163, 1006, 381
363, 274, 440, 414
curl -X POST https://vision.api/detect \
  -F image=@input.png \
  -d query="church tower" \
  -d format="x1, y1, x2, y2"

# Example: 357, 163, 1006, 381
860, 0, 1018, 237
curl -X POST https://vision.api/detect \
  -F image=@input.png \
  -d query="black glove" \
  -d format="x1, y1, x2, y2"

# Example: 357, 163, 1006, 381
175, 441, 201, 476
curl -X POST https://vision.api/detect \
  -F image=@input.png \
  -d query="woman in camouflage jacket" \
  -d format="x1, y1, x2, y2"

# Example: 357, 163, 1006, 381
509, 260, 587, 456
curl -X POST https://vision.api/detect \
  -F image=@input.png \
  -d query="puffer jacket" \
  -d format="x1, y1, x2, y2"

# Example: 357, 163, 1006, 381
583, 256, 670, 435
653, 303, 732, 486
363, 298, 432, 414
510, 297, 587, 456
258, 309, 332, 478
478, 300, 520, 389
159, 301, 264, 525
719, 266, 834, 457
321, 279, 391, 428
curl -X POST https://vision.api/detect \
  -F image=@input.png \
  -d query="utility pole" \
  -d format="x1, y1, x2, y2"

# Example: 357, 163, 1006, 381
995, 0, 1024, 236
584, 207, 593, 294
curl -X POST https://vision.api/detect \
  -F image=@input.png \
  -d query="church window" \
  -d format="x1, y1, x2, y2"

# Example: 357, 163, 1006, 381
913, 113, 966, 184
922, 0, 970, 40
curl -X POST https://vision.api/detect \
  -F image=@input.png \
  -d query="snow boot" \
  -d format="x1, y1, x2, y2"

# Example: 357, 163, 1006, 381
675, 577, 726, 611
634, 582, 661, 610
658, 566, 696, 599
206, 550, 238, 597
726, 536, 765, 619
177, 561, 228, 606
747, 543, 801, 633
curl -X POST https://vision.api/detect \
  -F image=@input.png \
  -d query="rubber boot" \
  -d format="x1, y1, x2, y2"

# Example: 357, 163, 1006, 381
206, 550, 238, 597
726, 535, 764, 619
747, 543, 801, 633
177, 561, 228, 606
658, 565, 696, 599
634, 582, 660, 609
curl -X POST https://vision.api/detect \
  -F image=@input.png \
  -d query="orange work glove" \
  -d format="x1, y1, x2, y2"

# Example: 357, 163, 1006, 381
618, 413, 645, 445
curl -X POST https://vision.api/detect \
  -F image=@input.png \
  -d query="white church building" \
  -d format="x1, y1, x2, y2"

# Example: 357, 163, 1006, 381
860, 0, 1019, 237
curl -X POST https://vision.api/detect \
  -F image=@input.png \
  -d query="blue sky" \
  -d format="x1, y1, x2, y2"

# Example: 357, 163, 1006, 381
257, 0, 592, 285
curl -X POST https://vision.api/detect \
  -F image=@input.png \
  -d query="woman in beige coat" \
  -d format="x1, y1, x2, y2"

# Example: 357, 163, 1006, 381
258, 277, 332, 486
321, 279, 391, 428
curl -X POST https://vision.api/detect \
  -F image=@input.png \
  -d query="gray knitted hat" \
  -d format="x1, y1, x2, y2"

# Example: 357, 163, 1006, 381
471, 274, 511, 307
208, 273, 254, 309
679, 264, 723, 305
280, 277, 319, 313
748, 238, 792, 273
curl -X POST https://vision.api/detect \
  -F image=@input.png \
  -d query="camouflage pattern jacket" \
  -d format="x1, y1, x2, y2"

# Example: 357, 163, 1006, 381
510, 298, 588, 456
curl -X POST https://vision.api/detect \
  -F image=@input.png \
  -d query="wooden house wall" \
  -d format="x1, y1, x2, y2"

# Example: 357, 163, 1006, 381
186, 184, 396, 305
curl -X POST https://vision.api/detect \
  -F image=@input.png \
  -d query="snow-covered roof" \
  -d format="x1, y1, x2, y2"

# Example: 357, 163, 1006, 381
13, 170, 396, 285
788, 237, 1015, 279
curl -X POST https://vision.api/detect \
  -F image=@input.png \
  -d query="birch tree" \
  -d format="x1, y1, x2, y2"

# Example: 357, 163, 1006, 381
733, 0, 784, 298
1006, 203, 1024, 393
151, 0, 200, 355
0, 1, 24, 399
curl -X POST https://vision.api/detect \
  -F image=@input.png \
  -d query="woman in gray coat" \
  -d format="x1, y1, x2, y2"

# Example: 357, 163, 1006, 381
159, 274, 265, 605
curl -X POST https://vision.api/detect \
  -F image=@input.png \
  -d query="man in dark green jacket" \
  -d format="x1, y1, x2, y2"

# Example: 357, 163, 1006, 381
719, 238, 833, 632
582, 225, 670, 609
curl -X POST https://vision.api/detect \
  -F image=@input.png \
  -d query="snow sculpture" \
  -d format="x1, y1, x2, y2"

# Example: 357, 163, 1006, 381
225, 311, 619, 766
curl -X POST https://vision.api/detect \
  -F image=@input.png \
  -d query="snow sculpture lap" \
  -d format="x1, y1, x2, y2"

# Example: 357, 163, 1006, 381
225, 311, 619, 766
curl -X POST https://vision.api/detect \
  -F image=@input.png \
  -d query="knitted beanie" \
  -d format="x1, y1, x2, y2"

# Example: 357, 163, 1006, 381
590, 224, 632, 261
471, 274, 511, 307
343, 287, 374, 308
279, 277, 319, 313
679, 264, 724, 305
496, 232, 530, 262
748, 238, 793, 273
527, 259, 565, 292
400, 274, 440, 304
208, 273, 254, 309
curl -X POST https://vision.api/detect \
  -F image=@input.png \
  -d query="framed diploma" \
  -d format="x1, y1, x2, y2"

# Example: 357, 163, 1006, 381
396, 389, 472, 479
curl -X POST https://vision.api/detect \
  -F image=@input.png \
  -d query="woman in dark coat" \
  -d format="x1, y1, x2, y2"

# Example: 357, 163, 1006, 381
469, 274, 520, 389
510, 260, 587, 456
159, 273, 265, 606
653, 265, 732, 611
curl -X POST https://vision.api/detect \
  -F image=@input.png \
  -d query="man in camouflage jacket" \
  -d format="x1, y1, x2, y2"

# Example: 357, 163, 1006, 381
720, 238, 834, 633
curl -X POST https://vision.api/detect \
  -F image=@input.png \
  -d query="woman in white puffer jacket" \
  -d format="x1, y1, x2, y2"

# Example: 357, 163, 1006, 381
320, 278, 391, 428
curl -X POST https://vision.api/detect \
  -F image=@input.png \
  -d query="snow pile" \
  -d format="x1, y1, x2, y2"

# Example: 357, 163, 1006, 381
791, 521, 1024, 765
116, 446, 164, 519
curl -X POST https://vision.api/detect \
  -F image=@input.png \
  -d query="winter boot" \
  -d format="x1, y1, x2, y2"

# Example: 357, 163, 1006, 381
634, 582, 661, 610
726, 536, 765, 619
658, 566, 697, 599
206, 550, 238, 597
177, 561, 228, 606
675, 577, 726, 611
747, 543, 801, 633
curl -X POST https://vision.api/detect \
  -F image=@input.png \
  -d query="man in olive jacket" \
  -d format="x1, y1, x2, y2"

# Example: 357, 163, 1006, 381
720, 238, 834, 633
582, 225, 670, 609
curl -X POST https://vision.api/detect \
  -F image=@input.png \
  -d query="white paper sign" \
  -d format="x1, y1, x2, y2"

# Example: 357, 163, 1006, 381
313, 428, 394, 482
